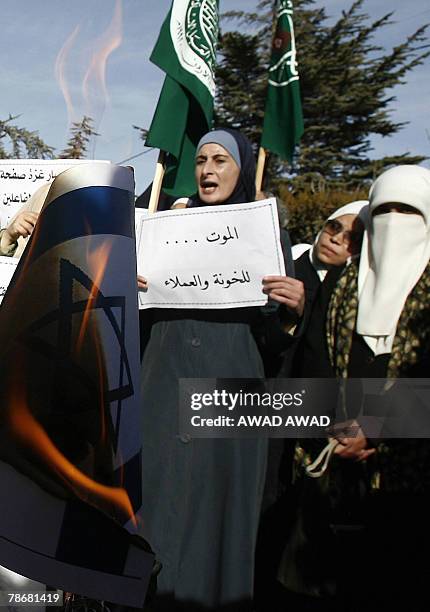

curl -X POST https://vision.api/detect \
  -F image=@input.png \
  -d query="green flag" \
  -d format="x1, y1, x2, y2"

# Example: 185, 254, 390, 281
261, 0, 304, 163
146, 0, 219, 196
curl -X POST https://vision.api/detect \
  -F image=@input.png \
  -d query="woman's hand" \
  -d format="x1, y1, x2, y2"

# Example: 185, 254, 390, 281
1, 211, 38, 249
262, 275, 305, 318
137, 275, 148, 290
332, 420, 375, 462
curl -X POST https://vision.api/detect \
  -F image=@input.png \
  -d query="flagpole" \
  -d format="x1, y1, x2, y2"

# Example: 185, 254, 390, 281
255, 147, 267, 194
148, 151, 166, 213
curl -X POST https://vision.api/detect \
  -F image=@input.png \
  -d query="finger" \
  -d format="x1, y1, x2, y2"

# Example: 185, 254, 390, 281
337, 448, 363, 460
334, 445, 351, 456
262, 284, 301, 295
263, 284, 304, 304
356, 449, 376, 462
264, 286, 297, 296
263, 275, 297, 283
263, 275, 287, 282
336, 439, 369, 457
262, 279, 301, 290
266, 289, 301, 303
13, 227, 30, 239
20, 212, 38, 223
137, 275, 148, 290
16, 221, 35, 235
263, 284, 302, 296
333, 441, 347, 454
265, 293, 299, 307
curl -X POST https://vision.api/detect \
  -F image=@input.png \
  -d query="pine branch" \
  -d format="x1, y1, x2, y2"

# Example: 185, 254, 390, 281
0, 114, 54, 159
60, 116, 99, 159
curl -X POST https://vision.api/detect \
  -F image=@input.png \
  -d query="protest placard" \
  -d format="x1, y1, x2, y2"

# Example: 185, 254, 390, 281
134, 206, 149, 239
137, 198, 285, 309
0, 256, 18, 303
0, 159, 110, 226
0, 256, 18, 305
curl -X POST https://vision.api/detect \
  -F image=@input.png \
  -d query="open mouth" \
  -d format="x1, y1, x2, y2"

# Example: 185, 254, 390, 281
200, 180, 218, 194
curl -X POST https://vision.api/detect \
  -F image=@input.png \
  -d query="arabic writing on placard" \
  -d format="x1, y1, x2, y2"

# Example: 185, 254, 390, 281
166, 225, 239, 245
164, 225, 240, 247
0, 168, 57, 182
206, 225, 239, 244
136, 198, 285, 310
2, 192, 31, 206
165, 270, 250, 291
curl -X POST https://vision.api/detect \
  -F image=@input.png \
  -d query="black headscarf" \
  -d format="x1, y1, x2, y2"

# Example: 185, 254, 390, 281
189, 128, 256, 207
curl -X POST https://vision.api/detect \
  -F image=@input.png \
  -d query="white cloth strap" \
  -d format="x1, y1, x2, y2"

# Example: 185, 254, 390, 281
305, 438, 339, 478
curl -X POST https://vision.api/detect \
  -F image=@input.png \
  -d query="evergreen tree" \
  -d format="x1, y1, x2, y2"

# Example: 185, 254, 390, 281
216, 0, 429, 191
0, 114, 54, 159
133, 125, 148, 142
60, 116, 99, 159
215, 32, 267, 146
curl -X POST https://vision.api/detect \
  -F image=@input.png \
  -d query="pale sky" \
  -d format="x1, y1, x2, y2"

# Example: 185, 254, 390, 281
0, 0, 429, 195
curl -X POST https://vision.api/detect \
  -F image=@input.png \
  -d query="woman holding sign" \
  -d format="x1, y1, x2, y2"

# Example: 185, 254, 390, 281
138, 129, 303, 611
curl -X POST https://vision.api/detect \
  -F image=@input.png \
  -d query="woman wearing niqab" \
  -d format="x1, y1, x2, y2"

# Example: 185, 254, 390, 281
279, 165, 430, 610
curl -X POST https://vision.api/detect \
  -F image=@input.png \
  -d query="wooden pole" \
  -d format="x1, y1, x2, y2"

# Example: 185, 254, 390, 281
148, 150, 166, 213
255, 147, 267, 195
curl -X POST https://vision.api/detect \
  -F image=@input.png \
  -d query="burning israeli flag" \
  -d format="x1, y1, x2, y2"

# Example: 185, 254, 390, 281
0, 162, 154, 607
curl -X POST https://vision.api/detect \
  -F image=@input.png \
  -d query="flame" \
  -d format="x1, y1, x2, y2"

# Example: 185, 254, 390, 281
54, 25, 80, 128
8, 385, 136, 526
75, 240, 113, 353
17, 232, 116, 451
82, 0, 123, 124
75, 238, 113, 446
94, 328, 107, 444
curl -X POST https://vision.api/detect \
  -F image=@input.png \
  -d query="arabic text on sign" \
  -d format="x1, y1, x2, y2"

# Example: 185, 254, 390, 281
164, 270, 251, 291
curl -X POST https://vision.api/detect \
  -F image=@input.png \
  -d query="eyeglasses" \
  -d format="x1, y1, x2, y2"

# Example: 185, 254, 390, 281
322, 219, 362, 245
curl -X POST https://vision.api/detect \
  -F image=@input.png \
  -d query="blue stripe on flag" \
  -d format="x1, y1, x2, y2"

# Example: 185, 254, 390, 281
27, 186, 134, 264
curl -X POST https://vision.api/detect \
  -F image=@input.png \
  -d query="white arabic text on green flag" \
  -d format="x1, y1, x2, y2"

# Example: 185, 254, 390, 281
146, 0, 219, 196
261, 0, 304, 163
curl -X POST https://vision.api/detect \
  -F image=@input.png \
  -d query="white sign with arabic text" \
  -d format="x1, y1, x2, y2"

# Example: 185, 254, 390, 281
0, 256, 18, 305
136, 198, 285, 309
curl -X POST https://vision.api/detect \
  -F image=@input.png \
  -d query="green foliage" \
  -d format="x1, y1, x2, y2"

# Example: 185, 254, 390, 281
279, 185, 368, 244
216, 0, 429, 192
60, 116, 99, 159
0, 114, 101, 161
215, 31, 267, 145
0, 114, 55, 159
